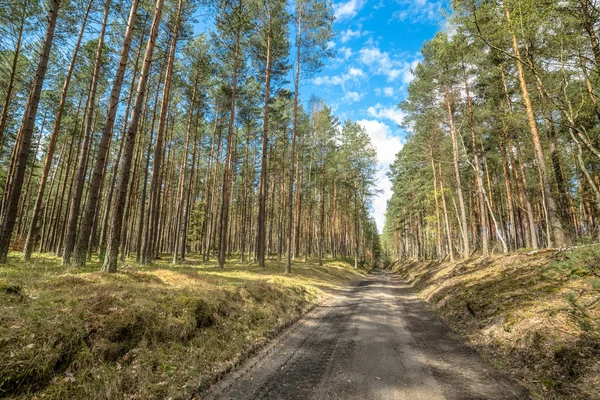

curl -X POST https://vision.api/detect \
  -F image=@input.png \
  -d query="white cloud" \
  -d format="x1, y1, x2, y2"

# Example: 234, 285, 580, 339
401, 58, 420, 84
357, 119, 403, 166
340, 28, 362, 43
358, 45, 421, 83
392, 0, 446, 23
348, 67, 364, 77
357, 119, 404, 232
383, 87, 395, 96
338, 46, 353, 60
312, 67, 365, 87
312, 75, 345, 86
367, 103, 406, 126
373, 169, 393, 233
334, 0, 364, 20
343, 91, 362, 103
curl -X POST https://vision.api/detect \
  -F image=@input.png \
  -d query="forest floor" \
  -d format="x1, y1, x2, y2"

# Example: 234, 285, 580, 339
0, 252, 368, 399
392, 245, 600, 400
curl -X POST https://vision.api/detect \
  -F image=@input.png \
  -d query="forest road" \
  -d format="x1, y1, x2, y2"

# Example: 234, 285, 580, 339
199, 269, 529, 400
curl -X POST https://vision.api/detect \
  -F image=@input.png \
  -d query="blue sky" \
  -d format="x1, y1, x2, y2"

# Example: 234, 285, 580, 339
299, 0, 448, 231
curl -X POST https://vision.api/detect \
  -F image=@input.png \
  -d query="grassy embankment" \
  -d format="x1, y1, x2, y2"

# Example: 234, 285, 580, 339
392, 246, 600, 400
0, 252, 368, 399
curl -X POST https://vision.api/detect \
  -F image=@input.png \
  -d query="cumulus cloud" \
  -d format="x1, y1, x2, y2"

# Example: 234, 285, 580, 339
340, 28, 362, 43
334, 0, 365, 20
343, 91, 362, 103
358, 45, 421, 84
372, 169, 393, 233
357, 119, 404, 232
312, 75, 345, 86
338, 46, 353, 60
375, 87, 395, 97
392, 0, 446, 23
367, 103, 406, 126
357, 119, 403, 166
312, 67, 365, 87
348, 67, 365, 77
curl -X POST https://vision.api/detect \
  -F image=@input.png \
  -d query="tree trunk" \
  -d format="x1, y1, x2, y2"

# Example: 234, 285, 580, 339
463, 71, 488, 255
63, 0, 111, 265
0, 0, 61, 263
581, 0, 600, 74
144, 0, 182, 264
218, 1, 242, 268
285, 14, 302, 274
504, 2, 566, 247
22, 0, 92, 261
73, 0, 140, 266
257, 33, 272, 268
0, 0, 27, 152
444, 84, 470, 259
103, 0, 165, 272
174, 78, 197, 264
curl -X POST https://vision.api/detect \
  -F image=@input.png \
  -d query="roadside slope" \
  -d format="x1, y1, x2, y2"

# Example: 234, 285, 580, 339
392, 247, 600, 400
0, 254, 366, 399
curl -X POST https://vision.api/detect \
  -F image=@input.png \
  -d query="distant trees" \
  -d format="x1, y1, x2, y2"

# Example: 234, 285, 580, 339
0, 0, 380, 271
385, 0, 600, 259
285, 0, 334, 273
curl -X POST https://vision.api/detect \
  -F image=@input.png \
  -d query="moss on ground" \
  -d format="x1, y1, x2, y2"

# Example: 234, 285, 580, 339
393, 246, 600, 400
0, 253, 367, 399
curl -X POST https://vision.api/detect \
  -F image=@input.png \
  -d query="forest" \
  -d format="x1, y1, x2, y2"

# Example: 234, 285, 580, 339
384, 0, 600, 260
4, 0, 600, 398
0, 0, 381, 272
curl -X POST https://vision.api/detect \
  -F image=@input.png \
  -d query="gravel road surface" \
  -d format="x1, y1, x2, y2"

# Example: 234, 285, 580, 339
200, 269, 528, 400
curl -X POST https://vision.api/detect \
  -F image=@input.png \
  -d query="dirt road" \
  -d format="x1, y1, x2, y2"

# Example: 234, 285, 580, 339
200, 270, 528, 400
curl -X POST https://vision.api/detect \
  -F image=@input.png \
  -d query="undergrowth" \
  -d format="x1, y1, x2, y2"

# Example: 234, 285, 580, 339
393, 245, 600, 400
0, 253, 366, 399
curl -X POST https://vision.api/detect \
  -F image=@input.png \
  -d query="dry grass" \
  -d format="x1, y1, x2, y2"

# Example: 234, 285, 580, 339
0, 252, 367, 399
393, 246, 600, 400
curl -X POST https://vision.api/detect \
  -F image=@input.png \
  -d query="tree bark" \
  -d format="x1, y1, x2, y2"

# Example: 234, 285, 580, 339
444, 84, 470, 258
63, 0, 111, 265
218, 0, 242, 268
257, 33, 272, 268
144, 0, 182, 264
0, 0, 27, 153
504, 2, 566, 247
103, 0, 165, 272
0, 0, 61, 263
73, 0, 140, 266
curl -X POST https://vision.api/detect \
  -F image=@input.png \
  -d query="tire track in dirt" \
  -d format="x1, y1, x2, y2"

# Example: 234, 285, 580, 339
199, 270, 529, 400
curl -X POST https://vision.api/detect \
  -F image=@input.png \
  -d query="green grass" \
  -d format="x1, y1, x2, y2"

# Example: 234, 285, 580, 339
0, 252, 368, 399
394, 247, 600, 400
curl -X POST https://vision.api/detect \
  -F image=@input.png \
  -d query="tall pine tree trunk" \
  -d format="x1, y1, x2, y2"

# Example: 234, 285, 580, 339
73, 0, 140, 266
285, 15, 302, 274
0, 0, 61, 263
103, 0, 165, 272
504, 1, 566, 247
22, 0, 92, 261
63, 0, 111, 265
444, 85, 470, 258
144, 0, 182, 264
218, 4, 242, 268
257, 34, 272, 268
0, 0, 27, 152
